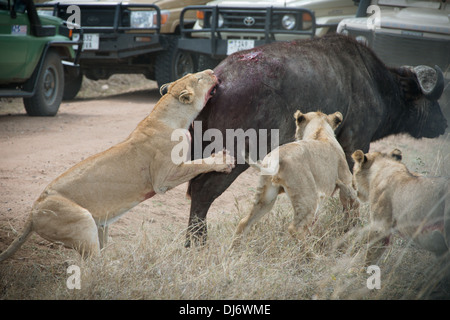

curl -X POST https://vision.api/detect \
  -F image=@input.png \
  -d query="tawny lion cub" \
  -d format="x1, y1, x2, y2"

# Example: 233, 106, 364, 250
352, 149, 450, 265
0, 69, 235, 261
232, 110, 358, 246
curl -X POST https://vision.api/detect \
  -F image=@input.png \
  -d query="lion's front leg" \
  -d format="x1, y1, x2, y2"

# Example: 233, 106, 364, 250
365, 202, 393, 266
160, 150, 235, 191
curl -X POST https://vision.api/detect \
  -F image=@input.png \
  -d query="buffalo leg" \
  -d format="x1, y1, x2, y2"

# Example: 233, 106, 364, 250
186, 163, 249, 247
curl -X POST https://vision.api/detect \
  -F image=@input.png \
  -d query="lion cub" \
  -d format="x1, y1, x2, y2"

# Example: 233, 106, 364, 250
352, 149, 450, 265
232, 110, 358, 246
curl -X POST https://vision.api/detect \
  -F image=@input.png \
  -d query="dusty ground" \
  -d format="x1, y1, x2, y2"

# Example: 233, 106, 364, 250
0, 75, 449, 299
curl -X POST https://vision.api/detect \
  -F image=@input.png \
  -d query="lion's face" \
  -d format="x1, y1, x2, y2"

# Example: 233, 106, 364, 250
160, 69, 218, 111
293, 110, 343, 140
351, 149, 403, 202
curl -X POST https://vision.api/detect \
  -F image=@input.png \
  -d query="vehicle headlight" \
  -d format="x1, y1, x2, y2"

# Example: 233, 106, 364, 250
355, 35, 368, 46
130, 11, 155, 28
209, 13, 224, 28
281, 14, 296, 30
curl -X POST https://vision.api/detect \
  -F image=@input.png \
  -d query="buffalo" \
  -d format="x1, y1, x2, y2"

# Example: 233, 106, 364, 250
184, 34, 447, 246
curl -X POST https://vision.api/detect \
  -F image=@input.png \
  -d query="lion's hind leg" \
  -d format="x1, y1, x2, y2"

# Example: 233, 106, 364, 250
335, 179, 359, 211
32, 195, 100, 258
335, 179, 360, 231
284, 186, 318, 241
231, 176, 280, 248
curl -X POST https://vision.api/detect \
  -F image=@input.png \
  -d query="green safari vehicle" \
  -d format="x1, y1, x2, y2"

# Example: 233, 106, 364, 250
0, 0, 81, 116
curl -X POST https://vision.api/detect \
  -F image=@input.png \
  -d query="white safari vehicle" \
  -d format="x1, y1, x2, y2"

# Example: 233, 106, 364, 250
178, 0, 359, 67
337, 0, 449, 71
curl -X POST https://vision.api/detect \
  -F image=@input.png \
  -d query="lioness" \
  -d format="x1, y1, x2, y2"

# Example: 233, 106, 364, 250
352, 149, 450, 265
0, 70, 235, 261
232, 110, 358, 246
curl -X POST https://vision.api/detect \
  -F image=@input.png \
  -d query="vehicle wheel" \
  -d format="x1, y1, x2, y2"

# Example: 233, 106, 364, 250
198, 54, 221, 71
24, 50, 64, 116
63, 70, 83, 100
155, 36, 198, 88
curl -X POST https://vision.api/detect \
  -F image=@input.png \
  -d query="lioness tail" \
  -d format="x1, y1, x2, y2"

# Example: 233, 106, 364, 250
0, 216, 33, 262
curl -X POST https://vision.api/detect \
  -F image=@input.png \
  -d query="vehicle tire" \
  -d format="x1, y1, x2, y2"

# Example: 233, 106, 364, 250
24, 50, 64, 116
198, 54, 221, 71
155, 35, 198, 88
63, 70, 83, 100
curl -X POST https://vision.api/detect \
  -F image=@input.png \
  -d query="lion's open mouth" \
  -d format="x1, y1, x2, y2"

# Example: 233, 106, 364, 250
204, 74, 218, 105
210, 85, 217, 97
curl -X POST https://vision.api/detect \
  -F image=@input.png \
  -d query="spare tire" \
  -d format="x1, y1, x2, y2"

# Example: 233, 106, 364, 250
155, 35, 198, 88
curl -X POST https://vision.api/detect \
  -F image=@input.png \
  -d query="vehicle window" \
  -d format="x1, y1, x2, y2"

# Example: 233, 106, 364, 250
13, 0, 26, 14
0, 0, 10, 10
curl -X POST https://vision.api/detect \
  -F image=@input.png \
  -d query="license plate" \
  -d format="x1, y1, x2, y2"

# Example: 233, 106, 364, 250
227, 39, 254, 55
73, 33, 100, 51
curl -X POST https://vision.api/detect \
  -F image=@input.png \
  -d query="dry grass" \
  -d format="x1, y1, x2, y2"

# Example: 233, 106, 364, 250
1, 189, 448, 300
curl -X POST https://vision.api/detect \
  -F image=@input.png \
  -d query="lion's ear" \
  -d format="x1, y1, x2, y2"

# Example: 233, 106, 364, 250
352, 150, 366, 164
179, 87, 194, 104
389, 149, 402, 161
328, 112, 343, 129
294, 110, 304, 123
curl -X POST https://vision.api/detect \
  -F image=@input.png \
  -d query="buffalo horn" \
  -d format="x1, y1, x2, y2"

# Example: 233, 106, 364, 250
413, 65, 445, 100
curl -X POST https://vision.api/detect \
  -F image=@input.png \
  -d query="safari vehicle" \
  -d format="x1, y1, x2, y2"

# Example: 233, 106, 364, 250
37, 0, 208, 98
337, 0, 450, 72
0, 0, 81, 116
177, 0, 358, 69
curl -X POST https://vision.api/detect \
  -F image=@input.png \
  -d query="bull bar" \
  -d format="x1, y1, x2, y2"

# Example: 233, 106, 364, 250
178, 6, 319, 58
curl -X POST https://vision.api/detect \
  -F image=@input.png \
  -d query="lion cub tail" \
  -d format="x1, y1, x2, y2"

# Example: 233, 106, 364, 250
0, 215, 33, 262
241, 148, 279, 176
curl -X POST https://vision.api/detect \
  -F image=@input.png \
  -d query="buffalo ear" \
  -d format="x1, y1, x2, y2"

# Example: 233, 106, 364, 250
352, 150, 366, 164
393, 67, 422, 101
328, 111, 343, 129
389, 148, 402, 161
294, 110, 304, 123
179, 87, 194, 104
160, 83, 170, 96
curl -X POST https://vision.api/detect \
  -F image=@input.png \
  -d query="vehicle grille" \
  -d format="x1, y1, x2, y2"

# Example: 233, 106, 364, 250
346, 29, 449, 70
204, 10, 285, 31
372, 33, 449, 70
226, 11, 277, 30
